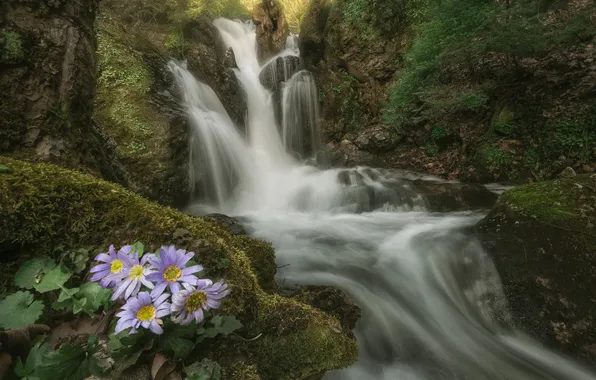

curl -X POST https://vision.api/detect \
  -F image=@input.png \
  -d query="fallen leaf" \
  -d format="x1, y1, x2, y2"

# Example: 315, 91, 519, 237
151, 353, 176, 380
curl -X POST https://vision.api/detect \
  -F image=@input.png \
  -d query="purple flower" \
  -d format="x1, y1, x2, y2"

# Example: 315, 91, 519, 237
171, 279, 230, 325
90, 245, 133, 288
146, 245, 203, 298
111, 254, 155, 301
114, 292, 171, 335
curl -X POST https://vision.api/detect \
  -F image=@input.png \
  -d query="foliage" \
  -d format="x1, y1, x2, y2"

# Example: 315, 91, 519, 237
280, 0, 311, 33
14, 342, 51, 380
185, 358, 222, 380
165, 30, 188, 57
0, 30, 25, 63
0, 291, 44, 329
384, 0, 596, 132
34, 336, 110, 380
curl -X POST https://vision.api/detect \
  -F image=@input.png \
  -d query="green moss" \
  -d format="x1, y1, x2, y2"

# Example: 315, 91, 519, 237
94, 15, 159, 159
227, 362, 261, 380
500, 174, 596, 228
164, 29, 189, 57
0, 30, 25, 63
0, 157, 358, 379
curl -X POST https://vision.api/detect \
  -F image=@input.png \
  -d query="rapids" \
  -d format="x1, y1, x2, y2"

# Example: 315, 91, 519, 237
169, 18, 596, 380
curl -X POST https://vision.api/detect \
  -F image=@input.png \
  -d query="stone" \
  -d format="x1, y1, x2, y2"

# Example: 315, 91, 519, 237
252, 0, 289, 61
476, 175, 596, 365
558, 166, 577, 178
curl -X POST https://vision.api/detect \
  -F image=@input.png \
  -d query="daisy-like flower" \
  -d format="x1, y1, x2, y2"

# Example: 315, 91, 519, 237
90, 245, 132, 288
171, 279, 231, 325
146, 245, 203, 298
111, 254, 155, 301
115, 292, 171, 335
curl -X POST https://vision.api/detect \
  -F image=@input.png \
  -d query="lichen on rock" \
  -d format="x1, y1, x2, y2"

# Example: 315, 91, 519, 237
476, 174, 596, 364
0, 157, 358, 379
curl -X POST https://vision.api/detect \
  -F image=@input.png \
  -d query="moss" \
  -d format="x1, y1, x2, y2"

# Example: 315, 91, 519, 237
94, 15, 159, 159
0, 30, 25, 64
227, 362, 261, 380
498, 174, 596, 229
0, 157, 358, 379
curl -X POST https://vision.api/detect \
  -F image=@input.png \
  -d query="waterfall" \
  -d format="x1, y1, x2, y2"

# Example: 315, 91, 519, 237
281, 70, 321, 158
169, 18, 596, 380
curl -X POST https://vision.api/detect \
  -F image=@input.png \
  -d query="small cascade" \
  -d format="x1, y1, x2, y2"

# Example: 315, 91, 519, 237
168, 61, 254, 209
281, 70, 321, 159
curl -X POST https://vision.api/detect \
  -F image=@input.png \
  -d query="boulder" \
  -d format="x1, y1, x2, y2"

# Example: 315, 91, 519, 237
476, 174, 596, 364
412, 180, 498, 212
0, 157, 358, 379
252, 0, 289, 61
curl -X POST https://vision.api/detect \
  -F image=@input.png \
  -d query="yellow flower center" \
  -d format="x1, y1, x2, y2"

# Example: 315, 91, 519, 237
129, 265, 144, 280
136, 305, 156, 322
110, 260, 123, 273
185, 291, 207, 312
163, 265, 182, 282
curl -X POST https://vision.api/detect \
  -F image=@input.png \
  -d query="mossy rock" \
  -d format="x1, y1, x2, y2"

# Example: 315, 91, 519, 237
476, 174, 596, 364
0, 157, 358, 379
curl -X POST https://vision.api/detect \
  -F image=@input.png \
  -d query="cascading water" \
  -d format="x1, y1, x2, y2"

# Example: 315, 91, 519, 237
281, 70, 321, 158
171, 17, 596, 380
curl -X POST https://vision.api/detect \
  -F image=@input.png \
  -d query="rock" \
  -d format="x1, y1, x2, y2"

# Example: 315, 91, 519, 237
476, 175, 596, 364
353, 125, 397, 153
204, 213, 247, 236
0, 157, 359, 380
252, 0, 289, 61
0, 0, 124, 181
558, 166, 577, 178
259, 55, 302, 90
326, 140, 384, 168
412, 180, 499, 212
292, 286, 361, 332
299, 0, 332, 67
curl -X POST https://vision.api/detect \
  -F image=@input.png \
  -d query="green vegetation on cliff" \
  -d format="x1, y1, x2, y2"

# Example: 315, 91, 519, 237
0, 157, 358, 379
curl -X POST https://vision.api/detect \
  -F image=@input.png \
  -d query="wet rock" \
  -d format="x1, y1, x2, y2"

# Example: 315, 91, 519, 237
412, 181, 498, 212
252, 0, 289, 61
292, 285, 361, 332
326, 140, 384, 168
259, 55, 301, 90
476, 174, 596, 364
204, 213, 247, 236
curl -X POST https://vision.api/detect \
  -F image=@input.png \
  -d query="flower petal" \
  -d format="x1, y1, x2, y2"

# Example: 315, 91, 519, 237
150, 320, 164, 334
112, 278, 132, 300
182, 265, 203, 275
151, 282, 168, 298
170, 282, 181, 295
94, 253, 112, 263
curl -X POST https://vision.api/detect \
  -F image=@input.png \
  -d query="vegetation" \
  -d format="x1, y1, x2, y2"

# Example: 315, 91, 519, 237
0, 157, 358, 379
0, 30, 25, 64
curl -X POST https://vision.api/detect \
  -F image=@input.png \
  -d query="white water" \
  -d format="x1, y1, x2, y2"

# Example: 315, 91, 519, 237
170, 18, 596, 379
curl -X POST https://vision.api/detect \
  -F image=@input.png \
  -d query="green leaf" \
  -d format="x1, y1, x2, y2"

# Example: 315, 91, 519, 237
130, 241, 145, 257
0, 164, 10, 173
14, 342, 51, 378
184, 359, 222, 380
108, 330, 148, 359
57, 287, 80, 302
14, 258, 56, 289
196, 316, 242, 343
72, 297, 87, 315
66, 248, 90, 274
33, 267, 71, 293
158, 335, 195, 360
35, 343, 87, 380
76, 282, 112, 315
0, 291, 45, 329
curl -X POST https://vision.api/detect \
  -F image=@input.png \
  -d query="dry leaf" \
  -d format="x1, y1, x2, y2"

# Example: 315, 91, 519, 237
151, 353, 176, 380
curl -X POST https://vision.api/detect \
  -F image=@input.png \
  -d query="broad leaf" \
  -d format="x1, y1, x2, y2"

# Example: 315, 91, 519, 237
33, 266, 71, 293
158, 335, 195, 360
108, 330, 148, 359
35, 343, 86, 380
14, 342, 51, 379
64, 248, 90, 274
57, 287, 80, 302
184, 359, 222, 380
0, 291, 44, 329
76, 282, 111, 315
0, 164, 10, 173
130, 241, 145, 257
14, 258, 56, 289
196, 316, 242, 343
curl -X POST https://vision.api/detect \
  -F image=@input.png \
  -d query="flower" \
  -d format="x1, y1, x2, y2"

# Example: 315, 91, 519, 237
111, 253, 155, 301
115, 292, 171, 335
146, 245, 203, 298
171, 279, 230, 325
90, 245, 133, 288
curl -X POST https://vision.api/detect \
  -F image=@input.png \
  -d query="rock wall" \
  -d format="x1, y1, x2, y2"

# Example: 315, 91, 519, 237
0, 0, 126, 183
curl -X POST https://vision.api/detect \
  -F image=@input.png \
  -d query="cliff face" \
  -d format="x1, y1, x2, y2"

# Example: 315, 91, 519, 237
302, 0, 596, 183
0, 0, 126, 182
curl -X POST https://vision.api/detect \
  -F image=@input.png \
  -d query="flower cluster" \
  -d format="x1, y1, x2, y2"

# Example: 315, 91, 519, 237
90, 244, 230, 335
